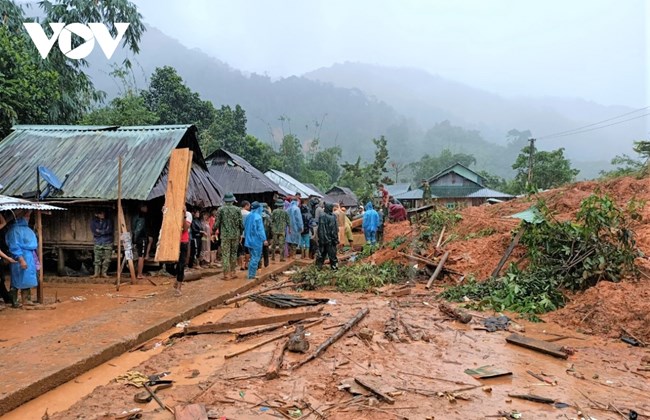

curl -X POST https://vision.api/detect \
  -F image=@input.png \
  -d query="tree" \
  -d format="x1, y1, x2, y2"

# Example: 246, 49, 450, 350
279, 134, 304, 178
142, 66, 215, 131
12, 0, 145, 124
0, 25, 60, 137
409, 149, 477, 182
339, 135, 392, 202
81, 66, 157, 126
305, 139, 342, 187
512, 146, 579, 191
389, 161, 407, 184
601, 140, 650, 178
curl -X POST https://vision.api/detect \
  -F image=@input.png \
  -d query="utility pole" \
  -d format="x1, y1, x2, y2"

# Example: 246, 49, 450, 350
527, 138, 536, 185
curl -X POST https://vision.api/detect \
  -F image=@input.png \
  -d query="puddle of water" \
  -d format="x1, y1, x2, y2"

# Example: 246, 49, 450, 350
3, 307, 233, 420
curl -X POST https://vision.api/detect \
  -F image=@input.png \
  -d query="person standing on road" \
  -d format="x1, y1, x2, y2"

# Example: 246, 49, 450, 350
90, 209, 113, 278
214, 193, 243, 280
316, 203, 338, 270
244, 202, 267, 280
260, 203, 272, 269
6, 210, 39, 307
286, 199, 303, 258
174, 206, 192, 296
238, 201, 251, 271
270, 200, 289, 262
132, 203, 151, 280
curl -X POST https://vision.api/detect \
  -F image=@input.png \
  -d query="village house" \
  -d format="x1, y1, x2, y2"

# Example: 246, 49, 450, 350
264, 169, 324, 199
324, 186, 359, 208
0, 124, 223, 275
425, 162, 513, 208
205, 148, 283, 205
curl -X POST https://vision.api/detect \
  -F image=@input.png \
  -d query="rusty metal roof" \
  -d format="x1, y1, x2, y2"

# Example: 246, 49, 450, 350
206, 149, 282, 195
0, 125, 222, 206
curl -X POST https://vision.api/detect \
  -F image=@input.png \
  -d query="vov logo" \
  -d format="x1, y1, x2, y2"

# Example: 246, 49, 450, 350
23, 22, 130, 60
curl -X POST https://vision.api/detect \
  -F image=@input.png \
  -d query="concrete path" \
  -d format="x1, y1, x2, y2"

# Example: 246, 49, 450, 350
0, 261, 298, 415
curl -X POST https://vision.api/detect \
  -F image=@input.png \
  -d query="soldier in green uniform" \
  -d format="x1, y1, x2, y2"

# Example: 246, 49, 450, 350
270, 200, 289, 261
214, 193, 243, 280
421, 178, 432, 205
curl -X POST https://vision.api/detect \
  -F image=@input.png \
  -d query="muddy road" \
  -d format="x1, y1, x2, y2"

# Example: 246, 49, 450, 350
5, 277, 649, 420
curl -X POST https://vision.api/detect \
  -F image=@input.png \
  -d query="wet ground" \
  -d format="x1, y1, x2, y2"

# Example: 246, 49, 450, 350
7, 277, 648, 420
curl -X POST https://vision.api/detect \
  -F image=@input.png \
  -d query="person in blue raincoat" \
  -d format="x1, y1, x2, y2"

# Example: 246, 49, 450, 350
285, 199, 303, 258
5, 210, 38, 307
244, 202, 267, 279
362, 202, 380, 246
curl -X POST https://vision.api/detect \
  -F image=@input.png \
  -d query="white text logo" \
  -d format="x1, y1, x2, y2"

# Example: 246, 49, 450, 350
23, 22, 130, 60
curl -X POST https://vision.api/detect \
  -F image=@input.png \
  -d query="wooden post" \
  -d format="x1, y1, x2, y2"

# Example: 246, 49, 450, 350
117, 156, 122, 291
425, 251, 449, 289
56, 247, 65, 276
36, 168, 44, 304
491, 226, 526, 278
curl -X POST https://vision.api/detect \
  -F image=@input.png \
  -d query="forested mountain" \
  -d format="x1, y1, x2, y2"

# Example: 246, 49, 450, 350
85, 26, 643, 179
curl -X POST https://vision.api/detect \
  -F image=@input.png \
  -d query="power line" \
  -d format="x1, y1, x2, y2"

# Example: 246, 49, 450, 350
540, 111, 650, 140
538, 106, 650, 140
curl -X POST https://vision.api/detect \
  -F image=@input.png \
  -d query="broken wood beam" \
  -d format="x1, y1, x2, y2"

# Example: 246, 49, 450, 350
184, 310, 322, 335
292, 308, 370, 370
398, 252, 438, 268
224, 318, 324, 359
436, 226, 446, 249
354, 376, 395, 404
224, 280, 296, 305
491, 226, 525, 278
438, 302, 472, 324
265, 339, 289, 380
507, 394, 555, 404
426, 251, 449, 289
235, 323, 287, 341
505, 333, 568, 359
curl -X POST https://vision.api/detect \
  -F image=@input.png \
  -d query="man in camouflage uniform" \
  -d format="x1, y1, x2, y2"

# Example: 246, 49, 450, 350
421, 178, 432, 205
270, 200, 289, 261
214, 193, 243, 279
316, 203, 339, 270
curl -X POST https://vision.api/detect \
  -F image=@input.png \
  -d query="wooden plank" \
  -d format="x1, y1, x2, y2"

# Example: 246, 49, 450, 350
174, 403, 208, 420
505, 333, 568, 359
354, 376, 395, 404
426, 251, 449, 289
398, 252, 437, 268
184, 310, 322, 335
155, 149, 193, 262
491, 226, 525, 278
117, 156, 123, 291
118, 205, 136, 284
265, 339, 288, 380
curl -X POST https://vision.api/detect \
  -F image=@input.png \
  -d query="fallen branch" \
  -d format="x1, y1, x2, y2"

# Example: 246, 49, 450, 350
292, 308, 370, 370
224, 318, 324, 359
438, 302, 472, 323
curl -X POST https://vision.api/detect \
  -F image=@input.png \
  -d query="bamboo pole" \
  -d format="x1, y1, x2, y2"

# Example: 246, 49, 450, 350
36, 168, 44, 303
116, 156, 122, 291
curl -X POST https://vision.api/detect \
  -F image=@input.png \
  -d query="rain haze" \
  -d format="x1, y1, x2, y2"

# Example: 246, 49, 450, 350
132, 0, 648, 108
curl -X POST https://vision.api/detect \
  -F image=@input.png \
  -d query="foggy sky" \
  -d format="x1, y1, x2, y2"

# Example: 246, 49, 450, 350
132, 0, 648, 108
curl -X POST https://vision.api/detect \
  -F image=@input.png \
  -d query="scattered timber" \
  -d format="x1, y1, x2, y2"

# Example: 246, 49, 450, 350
354, 376, 396, 404
265, 339, 289, 380
224, 318, 324, 359
293, 308, 370, 370
505, 333, 569, 359
184, 310, 322, 335
438, 302, 472, 324
426, 251, 449, 289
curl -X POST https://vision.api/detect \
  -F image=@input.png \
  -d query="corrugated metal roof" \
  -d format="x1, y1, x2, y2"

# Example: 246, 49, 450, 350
206, 149, 282, 195
466, 188, 514, 199
325, 186, 359, 207
385, 183, 411, 196
430, 185, 482, 198
0, 195, 66, 211
427, 163, 484, 186
0, 125, 222, 206
264, 170, 323, 198
394, 188, 425, 200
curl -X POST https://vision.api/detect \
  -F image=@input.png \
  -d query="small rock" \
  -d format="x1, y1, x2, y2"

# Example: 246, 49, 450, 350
287, 326, 310, 353
641, 355, 650, 364
482, 386, 492, 393
358, 328, 374, 341
368, 397, 379, 407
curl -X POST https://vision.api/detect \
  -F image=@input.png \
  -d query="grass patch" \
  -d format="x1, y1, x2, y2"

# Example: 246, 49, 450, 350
293, 261, 417, 292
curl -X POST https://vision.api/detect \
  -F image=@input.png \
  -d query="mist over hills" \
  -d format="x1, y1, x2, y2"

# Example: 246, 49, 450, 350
86, 25, 645, 180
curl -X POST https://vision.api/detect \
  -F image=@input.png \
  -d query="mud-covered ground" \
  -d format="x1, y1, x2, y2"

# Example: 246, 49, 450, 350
40, 280, 650, 420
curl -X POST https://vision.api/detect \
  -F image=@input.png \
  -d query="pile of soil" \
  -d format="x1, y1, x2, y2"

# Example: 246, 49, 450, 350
548, 277, 650, 343
371, 176, 650, 280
